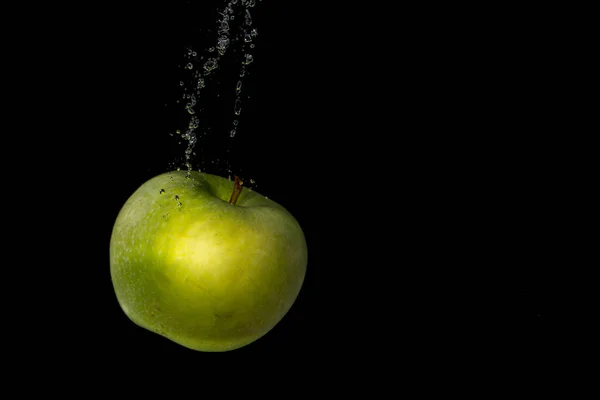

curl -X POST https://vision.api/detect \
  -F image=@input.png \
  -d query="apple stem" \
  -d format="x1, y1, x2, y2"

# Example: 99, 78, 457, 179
228, 176, 244, 205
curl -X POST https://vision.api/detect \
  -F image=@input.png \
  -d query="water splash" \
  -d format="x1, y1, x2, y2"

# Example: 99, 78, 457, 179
173, 0, 260, 178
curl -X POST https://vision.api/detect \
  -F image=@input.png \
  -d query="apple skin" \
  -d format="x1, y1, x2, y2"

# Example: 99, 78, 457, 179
109, 171, 307, 352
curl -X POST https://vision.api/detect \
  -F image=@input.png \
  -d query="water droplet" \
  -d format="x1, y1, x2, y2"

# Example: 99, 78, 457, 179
234, 98, 242, 115
204, 58, 218, 72
159, 189, 166, 194
217, 36, 230, 55
220, 20, 229, 33
189, 117, 199, 129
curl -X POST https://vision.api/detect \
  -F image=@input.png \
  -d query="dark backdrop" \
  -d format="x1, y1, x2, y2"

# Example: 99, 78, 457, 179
9, 0, 561, 382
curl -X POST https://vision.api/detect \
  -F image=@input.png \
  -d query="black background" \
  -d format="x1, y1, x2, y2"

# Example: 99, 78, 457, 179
8, 0, 566, 381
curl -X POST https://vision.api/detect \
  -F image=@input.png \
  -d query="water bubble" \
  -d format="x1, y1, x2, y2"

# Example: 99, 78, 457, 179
234, 98, 242, 115
251, 28, 258, 37
192, 51, 197, 57
217, 36, 230, 55
250, 44, 255, 48
178, 202, 183, 207
236, 80, 242, 93
160, 189, 166, 194
250, 179, 255, 184
174, 195, 179, 201
244, 9, 252, 25
204, 58, 218, 72
219, 20, 229, 34
176, 130, 181, 135
197, 77, 205, 89
186, 62, 194, 69
240, 65, 246, 77
180, 81, 184, 86
243, 54, 253, 64
208, 47, 215, 52
233, 119, 239, 126
230, 129, 236, 138
244, 33, 252, 43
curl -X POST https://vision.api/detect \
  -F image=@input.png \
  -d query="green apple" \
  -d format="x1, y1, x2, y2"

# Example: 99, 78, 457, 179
109, 170, 307, 352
